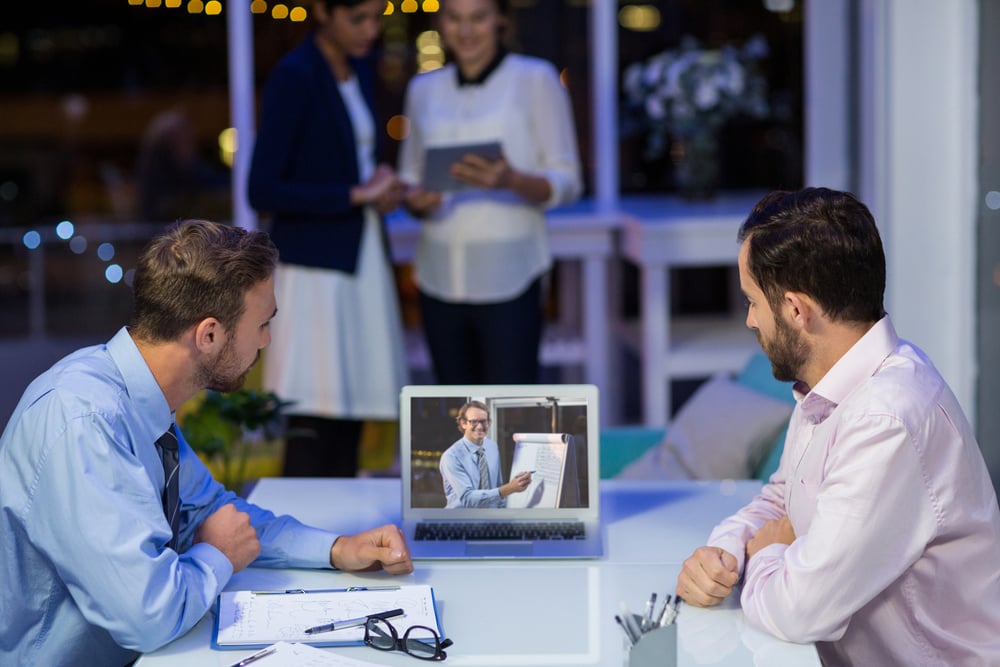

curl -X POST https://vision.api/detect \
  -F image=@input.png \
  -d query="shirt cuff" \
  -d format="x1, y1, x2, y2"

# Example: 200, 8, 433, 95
184, 541, 234, 585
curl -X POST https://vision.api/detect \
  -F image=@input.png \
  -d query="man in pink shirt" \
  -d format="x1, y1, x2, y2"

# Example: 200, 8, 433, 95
677, 187, 1000, 666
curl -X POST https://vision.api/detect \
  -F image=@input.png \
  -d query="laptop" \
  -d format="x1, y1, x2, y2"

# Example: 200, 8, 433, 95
399, 384, 604, 559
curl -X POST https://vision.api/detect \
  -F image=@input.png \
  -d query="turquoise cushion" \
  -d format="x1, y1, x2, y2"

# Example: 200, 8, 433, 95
736, 353, 795, 482
599, 426, 665, 478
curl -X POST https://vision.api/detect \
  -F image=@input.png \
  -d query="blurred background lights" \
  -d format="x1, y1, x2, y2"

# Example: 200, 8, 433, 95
69, 236, 88, 254
401, 0, 418, 13
97, 242, 115, 261
271, 3, 289, 19
1, 180, 19, 201
145, 0, 163, 7
105, 264, 124, 284
205, 1, 221, 15
289, 5, 307, 21
22, 230, 41, 250
422, 0, 439, 11
55, 220, 74, 240
187, 0, 204, 14
384, 1, 394, 15
165, 0, 182, 7
250, 0, 267, 13
124, 268, 137, 287
386, 114, 410, 141
619, 4, 660, 31
219, 127, 237, 167
986, 190, 1000, 211
416, 30, 444, 71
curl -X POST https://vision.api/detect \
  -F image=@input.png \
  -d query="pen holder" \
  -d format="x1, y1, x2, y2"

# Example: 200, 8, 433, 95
625, 615, 677, 667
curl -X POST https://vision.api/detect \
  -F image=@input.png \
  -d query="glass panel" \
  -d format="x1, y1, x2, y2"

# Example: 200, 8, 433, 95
617, 0, 804, 195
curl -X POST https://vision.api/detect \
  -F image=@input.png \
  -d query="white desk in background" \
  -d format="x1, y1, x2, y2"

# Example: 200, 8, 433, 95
386, 202, 621, 425
137, 478, 819, 667
619, 193, 766, 428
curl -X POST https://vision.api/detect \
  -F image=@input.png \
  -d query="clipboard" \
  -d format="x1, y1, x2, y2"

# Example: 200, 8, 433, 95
422, 141, 503, 191
212, 584, 441, 650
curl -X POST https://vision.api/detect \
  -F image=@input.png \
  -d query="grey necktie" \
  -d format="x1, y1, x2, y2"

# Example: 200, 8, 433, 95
476, 448, 490, 490
155, 425, 181, 551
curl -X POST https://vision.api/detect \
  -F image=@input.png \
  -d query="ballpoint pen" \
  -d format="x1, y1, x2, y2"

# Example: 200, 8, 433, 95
642, 592, 657, 631
228, 645, 276, 667
614, 614, 637, 646
303, 607, 405, 635
655, 594, 672, 627
252, 585, 401, 595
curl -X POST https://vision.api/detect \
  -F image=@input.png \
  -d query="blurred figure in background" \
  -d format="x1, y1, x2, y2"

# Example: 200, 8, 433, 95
136, 109, 230, 221
248, 0, 408, 477
398, 0, 582, 384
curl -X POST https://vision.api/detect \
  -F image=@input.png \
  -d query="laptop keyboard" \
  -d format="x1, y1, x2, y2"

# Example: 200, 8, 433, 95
415, 521, 586, 541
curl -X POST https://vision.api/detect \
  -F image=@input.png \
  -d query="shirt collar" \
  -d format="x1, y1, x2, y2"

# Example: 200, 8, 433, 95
456, 48, 508, 87
107, 326, 173, 439
795, 315, 898, 423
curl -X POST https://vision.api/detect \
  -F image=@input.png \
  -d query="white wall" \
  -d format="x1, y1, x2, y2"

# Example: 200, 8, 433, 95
856, 0, 979, 417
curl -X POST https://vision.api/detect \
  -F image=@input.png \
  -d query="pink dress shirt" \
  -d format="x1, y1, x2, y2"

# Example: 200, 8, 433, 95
708, 316, 1000, 666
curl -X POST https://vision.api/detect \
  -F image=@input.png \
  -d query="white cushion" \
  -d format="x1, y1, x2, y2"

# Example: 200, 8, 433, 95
617, 373, 793, 480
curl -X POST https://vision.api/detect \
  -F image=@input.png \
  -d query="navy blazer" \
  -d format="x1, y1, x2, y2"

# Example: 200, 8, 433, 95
248, 35, 386, 273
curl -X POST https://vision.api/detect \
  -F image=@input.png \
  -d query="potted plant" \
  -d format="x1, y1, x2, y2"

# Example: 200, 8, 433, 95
179, 389, 294, 493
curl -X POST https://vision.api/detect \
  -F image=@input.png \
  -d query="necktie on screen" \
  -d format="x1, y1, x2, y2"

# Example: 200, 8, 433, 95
476, 448, 490, 490
155, 425, 181, 551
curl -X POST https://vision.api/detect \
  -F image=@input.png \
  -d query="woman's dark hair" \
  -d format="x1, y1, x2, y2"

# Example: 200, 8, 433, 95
737, 187, 886, 324
131, 219, 278, 343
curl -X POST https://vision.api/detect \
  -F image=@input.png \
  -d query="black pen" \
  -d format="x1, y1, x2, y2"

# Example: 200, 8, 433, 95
252, 585, 401, 595
614, 614, 637, 646
303, 607, 404, 635
228, 645, 276, 667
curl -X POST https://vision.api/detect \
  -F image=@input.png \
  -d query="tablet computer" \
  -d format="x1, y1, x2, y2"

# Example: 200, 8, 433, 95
422, 141, 503, 191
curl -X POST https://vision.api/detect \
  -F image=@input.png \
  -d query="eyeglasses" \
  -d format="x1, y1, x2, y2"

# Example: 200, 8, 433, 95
365, 616, 453, 661
462, 418, 490, 427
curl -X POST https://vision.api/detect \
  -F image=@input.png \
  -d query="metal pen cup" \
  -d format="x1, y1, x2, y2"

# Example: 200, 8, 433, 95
625, 614, 677, 667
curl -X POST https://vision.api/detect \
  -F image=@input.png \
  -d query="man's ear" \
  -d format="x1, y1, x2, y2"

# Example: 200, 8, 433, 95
193, 317, 223, 354
784, 291, 820, 330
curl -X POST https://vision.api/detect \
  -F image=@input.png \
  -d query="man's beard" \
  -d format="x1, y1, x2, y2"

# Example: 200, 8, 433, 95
197, 337, 258, 393
758, 313, 809, 383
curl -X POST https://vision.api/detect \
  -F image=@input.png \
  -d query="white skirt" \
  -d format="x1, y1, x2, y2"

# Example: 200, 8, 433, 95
264, 211, 409, 419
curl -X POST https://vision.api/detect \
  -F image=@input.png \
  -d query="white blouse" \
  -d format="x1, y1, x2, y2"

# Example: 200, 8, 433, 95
398, 54, 582, 303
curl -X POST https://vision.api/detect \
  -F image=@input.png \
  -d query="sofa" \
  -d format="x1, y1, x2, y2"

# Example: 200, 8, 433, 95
601, 353, 795, 482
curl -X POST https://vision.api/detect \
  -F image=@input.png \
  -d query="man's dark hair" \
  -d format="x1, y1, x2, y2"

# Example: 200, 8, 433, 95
737, 187, 886, 324
130, 219, 279, 343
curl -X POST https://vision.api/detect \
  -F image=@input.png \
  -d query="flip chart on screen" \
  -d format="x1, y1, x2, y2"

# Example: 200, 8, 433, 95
507, 433, 570, 509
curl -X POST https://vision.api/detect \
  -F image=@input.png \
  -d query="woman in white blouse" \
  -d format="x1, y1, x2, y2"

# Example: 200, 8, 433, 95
398, 0, 582, 384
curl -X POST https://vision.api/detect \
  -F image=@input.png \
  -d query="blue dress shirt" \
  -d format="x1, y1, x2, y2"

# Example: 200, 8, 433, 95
0, 327, 339, 666
438, 437, 505, 508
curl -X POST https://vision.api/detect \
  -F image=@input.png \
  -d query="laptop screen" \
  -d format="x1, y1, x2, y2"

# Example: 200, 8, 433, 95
400, 384, 600, 521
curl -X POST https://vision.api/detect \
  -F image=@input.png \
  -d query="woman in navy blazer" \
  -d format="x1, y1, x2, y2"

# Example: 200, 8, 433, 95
248, 0, 408, 477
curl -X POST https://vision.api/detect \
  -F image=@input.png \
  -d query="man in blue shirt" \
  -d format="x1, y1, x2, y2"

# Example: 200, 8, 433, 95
0, 220, 413, 666
438, 400, 531, 508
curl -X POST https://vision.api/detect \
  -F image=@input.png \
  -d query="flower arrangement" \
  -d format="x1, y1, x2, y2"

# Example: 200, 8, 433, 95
622, 34, 771, 163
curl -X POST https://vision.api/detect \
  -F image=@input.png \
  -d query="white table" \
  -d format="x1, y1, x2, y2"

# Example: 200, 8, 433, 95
386, 203, 621, 425
137, 478, 819, 667
618, 193, 766, 427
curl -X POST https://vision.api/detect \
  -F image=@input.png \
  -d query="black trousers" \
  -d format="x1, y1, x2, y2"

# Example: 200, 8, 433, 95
282, 415, 362, 477
418, 276, 543, 385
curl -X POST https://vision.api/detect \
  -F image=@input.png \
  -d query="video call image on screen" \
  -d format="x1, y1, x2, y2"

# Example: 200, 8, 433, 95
408, 394, 590, 510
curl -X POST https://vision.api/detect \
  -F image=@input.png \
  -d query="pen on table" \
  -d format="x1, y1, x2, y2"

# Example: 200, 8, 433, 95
228, 645, 276, 667
252, 585, 401, 595
303, 607, 404, 635
642, 592, 657, 631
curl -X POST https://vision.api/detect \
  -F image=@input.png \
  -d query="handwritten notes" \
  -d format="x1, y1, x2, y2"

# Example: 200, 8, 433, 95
214, 585, 439, 648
